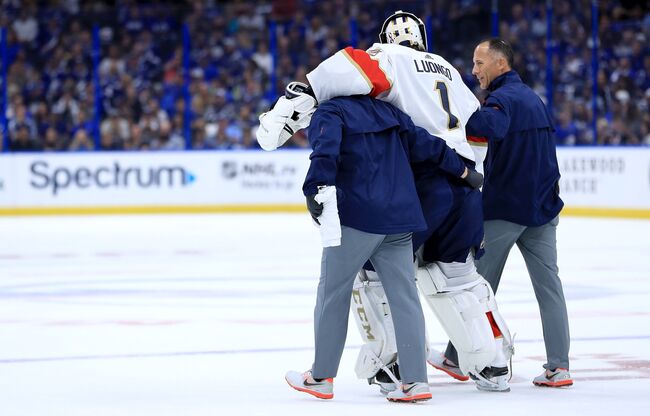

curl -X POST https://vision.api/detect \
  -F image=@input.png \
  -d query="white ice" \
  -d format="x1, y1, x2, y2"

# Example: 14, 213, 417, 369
0, 214, 649, 415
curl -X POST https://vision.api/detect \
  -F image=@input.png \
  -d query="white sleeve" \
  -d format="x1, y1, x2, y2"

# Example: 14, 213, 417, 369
306, 45, 393, 103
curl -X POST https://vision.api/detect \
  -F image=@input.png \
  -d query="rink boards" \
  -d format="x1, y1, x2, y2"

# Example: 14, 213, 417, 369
0, 148, 648, 218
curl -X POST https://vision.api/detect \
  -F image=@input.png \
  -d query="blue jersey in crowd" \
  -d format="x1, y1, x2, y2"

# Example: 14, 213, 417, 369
466, 70, 564, 227
303, 96, 467, 235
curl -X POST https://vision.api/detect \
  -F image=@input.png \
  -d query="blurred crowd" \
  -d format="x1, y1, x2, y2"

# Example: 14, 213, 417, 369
498, 0, 650, 145
1, 0, 649, 152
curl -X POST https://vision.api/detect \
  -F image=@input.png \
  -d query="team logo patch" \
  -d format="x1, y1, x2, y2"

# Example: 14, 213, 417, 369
367, 48, 381, 56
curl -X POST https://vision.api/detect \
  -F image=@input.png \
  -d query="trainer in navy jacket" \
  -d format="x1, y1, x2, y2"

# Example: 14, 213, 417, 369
466, 70, 564, 226
303, 95, 468, 235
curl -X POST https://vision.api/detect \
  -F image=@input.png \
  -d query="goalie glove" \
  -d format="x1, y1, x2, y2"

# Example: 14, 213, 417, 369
256, 81, 317, 151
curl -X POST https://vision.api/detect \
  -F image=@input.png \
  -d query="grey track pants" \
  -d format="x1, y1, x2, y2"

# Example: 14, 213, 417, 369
311, 226, 428, 384
445, 216, 570, 370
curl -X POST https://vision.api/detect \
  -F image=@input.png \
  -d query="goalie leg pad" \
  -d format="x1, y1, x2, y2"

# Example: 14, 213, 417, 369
416, 257, 512, 377
352, 270, 398, 380
417, 262, 495, 376
468, 278, 513, 367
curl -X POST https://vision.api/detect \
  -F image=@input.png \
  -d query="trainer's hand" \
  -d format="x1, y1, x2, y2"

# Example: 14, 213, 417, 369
312, 186, 341, 247
461, 166, 483, 189
306, 194, 324, 225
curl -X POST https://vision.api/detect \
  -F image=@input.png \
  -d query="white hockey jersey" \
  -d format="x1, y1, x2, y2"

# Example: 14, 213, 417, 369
306, 43, 486, 164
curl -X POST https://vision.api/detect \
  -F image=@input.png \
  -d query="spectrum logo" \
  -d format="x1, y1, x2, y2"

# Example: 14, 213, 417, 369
30, 161, 196, 196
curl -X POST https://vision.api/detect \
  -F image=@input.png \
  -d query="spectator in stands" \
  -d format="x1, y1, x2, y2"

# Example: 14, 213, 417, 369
32, 102, 51, 137
13, 8, 38, 45
52, 90, 81, 131
10, 124, 41, 151
8, 105, 38, 141
151, 119, 185, 150
43, 127, 66, 151
128, 124, 143, 150
73, 109, 94, 138
101, 111, 130, 145
7, 50, 31, 97
100, 45, 126, 77
555, 109, 580, 145
191, 121, 211, 150
252, 41, 273, 75
100, 129, 124, 151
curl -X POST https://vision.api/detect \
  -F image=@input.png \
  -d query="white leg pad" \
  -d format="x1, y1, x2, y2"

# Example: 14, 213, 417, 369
351, 270, 398, 380
470, 279, 514, 367
416, 258, 513, 377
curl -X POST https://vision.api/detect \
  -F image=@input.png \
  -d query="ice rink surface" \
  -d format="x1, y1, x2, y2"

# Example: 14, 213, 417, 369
1, 213, 649, 415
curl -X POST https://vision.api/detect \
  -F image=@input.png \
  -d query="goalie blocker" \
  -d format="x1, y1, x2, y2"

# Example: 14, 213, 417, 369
256, 82, 317, 151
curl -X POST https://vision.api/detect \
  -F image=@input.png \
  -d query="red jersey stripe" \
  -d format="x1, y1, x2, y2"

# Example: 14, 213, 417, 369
341, 47, 391, 97
467, 135, 488, 144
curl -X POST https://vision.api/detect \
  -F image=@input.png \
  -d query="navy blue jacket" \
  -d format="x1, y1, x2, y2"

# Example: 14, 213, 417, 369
303, 96, 467, 235
466, 71, 563, 226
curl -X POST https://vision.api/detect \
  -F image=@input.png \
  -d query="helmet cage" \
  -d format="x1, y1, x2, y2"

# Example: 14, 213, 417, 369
379, 10, 428, 52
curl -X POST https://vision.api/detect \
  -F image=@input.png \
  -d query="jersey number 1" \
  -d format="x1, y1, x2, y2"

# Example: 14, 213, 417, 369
435, 81, 460, 130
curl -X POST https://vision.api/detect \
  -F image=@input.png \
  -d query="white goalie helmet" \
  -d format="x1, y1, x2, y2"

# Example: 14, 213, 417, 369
379, 10, 427, 52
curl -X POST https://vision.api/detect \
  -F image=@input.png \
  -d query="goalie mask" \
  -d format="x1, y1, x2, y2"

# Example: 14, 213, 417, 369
379, 10, 427, 52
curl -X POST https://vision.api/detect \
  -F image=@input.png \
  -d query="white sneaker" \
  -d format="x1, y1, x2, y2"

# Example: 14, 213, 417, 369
285, 370, 334, 399
533, 368, 573, 387
386, 382, 432, 403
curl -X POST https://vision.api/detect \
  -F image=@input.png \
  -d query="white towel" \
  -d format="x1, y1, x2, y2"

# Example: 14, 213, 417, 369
314, 186, 341, 247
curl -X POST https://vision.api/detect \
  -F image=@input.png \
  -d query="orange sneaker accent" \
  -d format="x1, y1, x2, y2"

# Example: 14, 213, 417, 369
534, 379, 574, 387
533, 368, 573, 387
387, 392, 432, 403
285, 378, 333, 399
427, 359, 470, 381
285, 370, 334, 399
